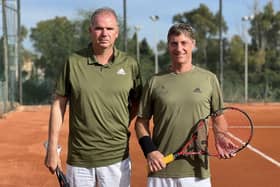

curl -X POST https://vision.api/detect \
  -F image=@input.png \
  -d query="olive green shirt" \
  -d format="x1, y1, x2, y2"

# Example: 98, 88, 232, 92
56, 45, 142, 167
138, 66, 223, 178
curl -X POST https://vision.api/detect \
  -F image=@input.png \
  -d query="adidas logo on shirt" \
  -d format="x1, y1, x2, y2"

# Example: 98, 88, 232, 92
193, 88, 202, 93
117, 68, 126, 75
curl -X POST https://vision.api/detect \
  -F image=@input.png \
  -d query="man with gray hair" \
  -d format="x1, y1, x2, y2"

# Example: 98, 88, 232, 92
45, 7, 142, 187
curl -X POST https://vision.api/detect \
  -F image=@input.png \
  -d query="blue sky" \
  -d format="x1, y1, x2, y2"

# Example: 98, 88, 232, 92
21, 0, 279, 50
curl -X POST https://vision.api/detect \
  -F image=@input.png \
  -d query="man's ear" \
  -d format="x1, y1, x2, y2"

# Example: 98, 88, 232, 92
115, 28, 119, 38
192, 39, 196, 47
192, 40, 197, 52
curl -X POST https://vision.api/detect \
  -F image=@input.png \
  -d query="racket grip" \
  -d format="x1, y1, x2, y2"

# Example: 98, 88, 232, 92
163, 154, 175, 164
146, 154, 175, 173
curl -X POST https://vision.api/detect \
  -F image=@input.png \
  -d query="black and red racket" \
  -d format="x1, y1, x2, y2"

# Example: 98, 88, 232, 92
163, 106, 254, 164
55, 167, 70, 187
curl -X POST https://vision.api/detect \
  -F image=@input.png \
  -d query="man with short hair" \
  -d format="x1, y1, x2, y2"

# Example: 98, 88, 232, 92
45, 7, 142, 187
135, 23, 234, 187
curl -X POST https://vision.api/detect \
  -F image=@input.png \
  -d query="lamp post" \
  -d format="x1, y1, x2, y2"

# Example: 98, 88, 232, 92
219, 0, 223, 92
242, 15, 254, 103
134, 25, 141, 63
149, 15, 159, 73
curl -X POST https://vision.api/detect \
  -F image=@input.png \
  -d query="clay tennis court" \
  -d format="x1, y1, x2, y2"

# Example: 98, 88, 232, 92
0, 103, 279, 187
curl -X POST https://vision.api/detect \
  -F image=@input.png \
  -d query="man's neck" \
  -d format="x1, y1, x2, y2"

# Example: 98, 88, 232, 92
93, 47, 114, 65
171, 62, 193, 74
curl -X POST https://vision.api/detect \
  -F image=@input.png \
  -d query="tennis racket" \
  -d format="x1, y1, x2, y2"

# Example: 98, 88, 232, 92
56, 167, 70, 187
163, 106, 254, 164
44, 141, 69, 187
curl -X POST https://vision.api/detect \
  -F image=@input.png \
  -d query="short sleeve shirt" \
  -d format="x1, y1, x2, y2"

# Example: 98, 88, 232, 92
138, 66, 223, 178
56, 45, 142, 167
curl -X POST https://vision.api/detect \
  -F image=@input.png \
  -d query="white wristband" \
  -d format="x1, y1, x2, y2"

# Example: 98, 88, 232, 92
44, 141, 62, 154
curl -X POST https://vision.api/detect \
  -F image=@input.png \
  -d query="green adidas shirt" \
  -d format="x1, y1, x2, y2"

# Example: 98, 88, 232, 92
56, 45, 142, 167
138, 66, 223, 178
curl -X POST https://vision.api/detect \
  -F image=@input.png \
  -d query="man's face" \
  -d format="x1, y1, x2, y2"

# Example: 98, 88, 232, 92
168, 33, 195, 65
89, 13, 119, 50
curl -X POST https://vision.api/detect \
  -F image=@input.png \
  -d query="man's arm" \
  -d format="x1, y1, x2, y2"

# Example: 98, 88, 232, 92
129, 100, 139, 122
135, 117, 166, 172
45, 94, 68, 174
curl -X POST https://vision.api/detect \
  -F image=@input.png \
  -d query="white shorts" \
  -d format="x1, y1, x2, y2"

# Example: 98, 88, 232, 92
147, 177, 211, 187
66, 157, 131, 187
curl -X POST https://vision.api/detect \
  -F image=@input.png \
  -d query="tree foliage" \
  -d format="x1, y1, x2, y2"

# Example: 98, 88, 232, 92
20, 2, 280, 103
30, 16, 77, 80
248, 1, 280, 101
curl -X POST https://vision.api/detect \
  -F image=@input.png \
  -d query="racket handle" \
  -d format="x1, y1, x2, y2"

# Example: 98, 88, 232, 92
163, 154, 175, 164
146, 154, 175, 173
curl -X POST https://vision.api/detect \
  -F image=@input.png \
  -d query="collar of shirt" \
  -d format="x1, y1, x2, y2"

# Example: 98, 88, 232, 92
87, 43, 119, 67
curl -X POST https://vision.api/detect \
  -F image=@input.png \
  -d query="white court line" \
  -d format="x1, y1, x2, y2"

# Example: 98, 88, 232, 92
228, 126, 280, 128
246, 144, 280, 167
228, 132, 280, 168
253, 126, 280, 128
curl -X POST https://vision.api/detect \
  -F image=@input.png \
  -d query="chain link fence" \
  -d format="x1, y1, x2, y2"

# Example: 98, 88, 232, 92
0, 0, 20, 116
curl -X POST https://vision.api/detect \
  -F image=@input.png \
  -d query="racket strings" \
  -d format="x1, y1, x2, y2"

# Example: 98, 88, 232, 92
162, 107, 253, 164
178, 135, 199, 157
207, 107, 253, 156
195, 120, 208, 153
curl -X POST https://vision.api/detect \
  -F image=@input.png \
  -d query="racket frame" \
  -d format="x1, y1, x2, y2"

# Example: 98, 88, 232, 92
56, 167, 70, 187
162, 106, 254, 163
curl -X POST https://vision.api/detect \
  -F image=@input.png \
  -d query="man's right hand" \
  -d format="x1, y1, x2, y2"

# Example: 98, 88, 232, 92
147, 150, 166, 173
45, 147, 62, 174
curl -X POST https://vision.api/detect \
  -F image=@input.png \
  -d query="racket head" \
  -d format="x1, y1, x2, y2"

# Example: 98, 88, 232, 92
203, 106, 254, 157
174, 119, 209, 158
164, 106, 253, 162
55, 167, 70, 187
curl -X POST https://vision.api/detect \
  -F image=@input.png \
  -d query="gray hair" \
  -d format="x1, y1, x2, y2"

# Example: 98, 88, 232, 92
90, 7, 118, 26
167, 23, 195, 42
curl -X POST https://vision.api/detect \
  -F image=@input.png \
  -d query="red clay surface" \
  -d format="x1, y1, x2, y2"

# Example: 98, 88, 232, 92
0, 103, 279, 187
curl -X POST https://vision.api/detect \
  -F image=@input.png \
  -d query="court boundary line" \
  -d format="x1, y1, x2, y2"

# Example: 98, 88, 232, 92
228, 132, 280, 168
246, 144, 280, 167
252, 126, 280, 128
228, 126, 280, 128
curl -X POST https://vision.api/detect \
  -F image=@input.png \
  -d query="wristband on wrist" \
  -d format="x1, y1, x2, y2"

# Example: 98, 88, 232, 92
138, 136, 157, 158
